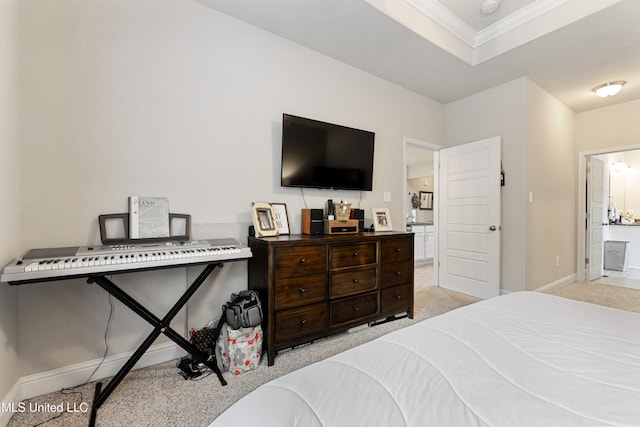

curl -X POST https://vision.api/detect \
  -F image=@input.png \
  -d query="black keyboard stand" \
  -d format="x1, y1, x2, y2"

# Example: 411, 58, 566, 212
87, 262, 227, 427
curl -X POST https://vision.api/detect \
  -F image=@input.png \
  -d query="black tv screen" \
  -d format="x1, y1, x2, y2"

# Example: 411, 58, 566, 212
281, 114, 375, 191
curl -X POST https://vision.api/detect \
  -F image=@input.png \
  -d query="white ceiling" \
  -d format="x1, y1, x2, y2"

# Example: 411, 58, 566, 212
194, 0, 640, 113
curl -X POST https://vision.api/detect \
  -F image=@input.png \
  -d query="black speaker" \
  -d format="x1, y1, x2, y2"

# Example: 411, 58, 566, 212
350, 208, 365, 232
302, 209, 324, 235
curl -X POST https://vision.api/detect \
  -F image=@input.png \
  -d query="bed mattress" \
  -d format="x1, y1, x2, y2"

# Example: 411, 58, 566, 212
211, 292, 640, 426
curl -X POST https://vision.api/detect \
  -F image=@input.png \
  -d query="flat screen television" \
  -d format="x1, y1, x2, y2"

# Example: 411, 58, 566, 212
281, 114, 375, 191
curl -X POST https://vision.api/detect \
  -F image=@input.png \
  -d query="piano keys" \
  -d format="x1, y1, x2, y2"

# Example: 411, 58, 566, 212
1, 238, 252, 284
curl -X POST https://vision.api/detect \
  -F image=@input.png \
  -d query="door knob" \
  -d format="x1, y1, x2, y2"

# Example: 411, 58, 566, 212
489, 225, 497, 231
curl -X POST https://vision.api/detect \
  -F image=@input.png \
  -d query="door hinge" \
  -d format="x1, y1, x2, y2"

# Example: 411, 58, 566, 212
585, 257, 590, 265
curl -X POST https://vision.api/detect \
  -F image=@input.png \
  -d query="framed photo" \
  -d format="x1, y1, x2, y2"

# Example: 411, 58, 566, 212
371, 208, 393, 231
419, 191, 433, 210
271, 203, 290, 235
251, 202, 278, 237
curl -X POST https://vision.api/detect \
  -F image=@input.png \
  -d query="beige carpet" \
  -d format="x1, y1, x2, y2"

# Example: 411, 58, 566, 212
8, 266, 639, 427
540, 278, 640, 313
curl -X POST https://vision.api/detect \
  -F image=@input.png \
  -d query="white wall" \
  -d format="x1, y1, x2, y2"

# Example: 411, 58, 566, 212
0, 0, 21, 407
444, 78, 528, 292
524, 80, 576, 290
576, 99, 640, 153
16, 0, 444, 379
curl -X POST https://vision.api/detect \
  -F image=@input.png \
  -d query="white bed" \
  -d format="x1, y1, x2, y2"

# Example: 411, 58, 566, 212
211, 292, 640, 426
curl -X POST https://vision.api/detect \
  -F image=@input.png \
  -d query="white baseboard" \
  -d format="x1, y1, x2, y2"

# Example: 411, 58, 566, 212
1, 341, 183, 425
0, 381, 22, 427
535, 273, 576, 292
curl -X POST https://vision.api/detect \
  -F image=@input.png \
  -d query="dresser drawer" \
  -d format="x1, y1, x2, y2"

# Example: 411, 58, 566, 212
380, 260, 412, 288
381, 283, 412, 315
274, 245, 326, 280
330, 267, 377, 299
275, 273, 326, 310
380, 238, 412, 264
275, 273, 327, 310
330, 243, 377, 269
330, 292, 378, 327
275, 303, 327, 344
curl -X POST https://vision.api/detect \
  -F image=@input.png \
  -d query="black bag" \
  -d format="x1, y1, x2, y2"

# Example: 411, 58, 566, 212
224, 290, 263, 330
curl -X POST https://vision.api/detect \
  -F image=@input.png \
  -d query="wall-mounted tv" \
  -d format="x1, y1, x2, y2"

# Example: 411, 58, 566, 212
281, 114, 375, 191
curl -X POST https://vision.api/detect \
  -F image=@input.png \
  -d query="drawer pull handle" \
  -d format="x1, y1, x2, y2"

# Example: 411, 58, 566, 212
395, 294, 402, 300
395, 248, 402, 253
300, 319, 307, 327
353, 279, 359, 284
299, 287, 306, 294
299, 258, 307, 264
352, 252, 358, 257
395, 271, 402, 276
353, 306, 359, 312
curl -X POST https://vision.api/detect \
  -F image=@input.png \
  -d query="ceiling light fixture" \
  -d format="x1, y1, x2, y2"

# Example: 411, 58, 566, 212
593, 81, 626, 98
481, 0, 500, 15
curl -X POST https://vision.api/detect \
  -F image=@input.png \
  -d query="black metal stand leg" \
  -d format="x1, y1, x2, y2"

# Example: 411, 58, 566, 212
86, 262, 226, 426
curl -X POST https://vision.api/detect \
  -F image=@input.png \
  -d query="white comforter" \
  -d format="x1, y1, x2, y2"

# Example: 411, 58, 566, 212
211, 292, 640, 426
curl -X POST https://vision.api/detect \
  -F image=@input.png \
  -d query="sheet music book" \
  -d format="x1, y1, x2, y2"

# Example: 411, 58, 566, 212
129, 196, 170, 239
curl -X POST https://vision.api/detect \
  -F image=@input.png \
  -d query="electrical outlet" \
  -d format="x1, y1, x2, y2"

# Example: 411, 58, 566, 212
555, 256, 560, 266
384, 192, 391, 202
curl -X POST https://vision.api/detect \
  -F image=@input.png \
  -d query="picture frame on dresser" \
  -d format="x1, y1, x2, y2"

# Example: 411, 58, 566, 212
251, 202, 278, 237
270, 203, 290, 235
371, 208, 393, 231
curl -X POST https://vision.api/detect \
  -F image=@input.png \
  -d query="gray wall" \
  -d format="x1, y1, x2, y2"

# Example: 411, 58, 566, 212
0, 0, 21, 405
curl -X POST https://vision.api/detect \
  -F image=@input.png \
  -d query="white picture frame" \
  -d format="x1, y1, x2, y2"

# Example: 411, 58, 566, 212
371, 208, 393, 231
251, 202, 278, 237
271, 203, 290, 235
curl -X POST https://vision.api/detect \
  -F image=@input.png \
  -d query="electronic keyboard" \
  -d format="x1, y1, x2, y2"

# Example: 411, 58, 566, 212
1, 238, 251, 284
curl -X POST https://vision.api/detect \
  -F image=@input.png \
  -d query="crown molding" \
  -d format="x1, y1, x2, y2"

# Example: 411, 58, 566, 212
405, 0, 476, 47
475, 0, 570, 46
366, 0, 625, 65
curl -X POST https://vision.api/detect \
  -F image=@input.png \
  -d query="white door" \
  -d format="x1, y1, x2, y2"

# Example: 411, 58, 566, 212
438, 137, 501, 299
587, 157, 605, 280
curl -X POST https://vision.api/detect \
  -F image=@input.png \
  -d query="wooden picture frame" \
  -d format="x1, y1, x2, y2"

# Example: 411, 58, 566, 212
371, 208, 393, 231
271, 203, 290, 235
251, 202, 278, 237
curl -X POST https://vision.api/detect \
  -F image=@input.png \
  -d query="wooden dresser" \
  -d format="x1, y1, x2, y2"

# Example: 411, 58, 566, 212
248, 232, 414, 365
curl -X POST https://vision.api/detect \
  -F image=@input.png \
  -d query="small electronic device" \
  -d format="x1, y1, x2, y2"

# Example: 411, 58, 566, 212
324, 219, 359, 235
301, 209, 323, 235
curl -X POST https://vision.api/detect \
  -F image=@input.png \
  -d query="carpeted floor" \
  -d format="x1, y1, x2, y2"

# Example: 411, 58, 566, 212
8, 264, 640, 427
